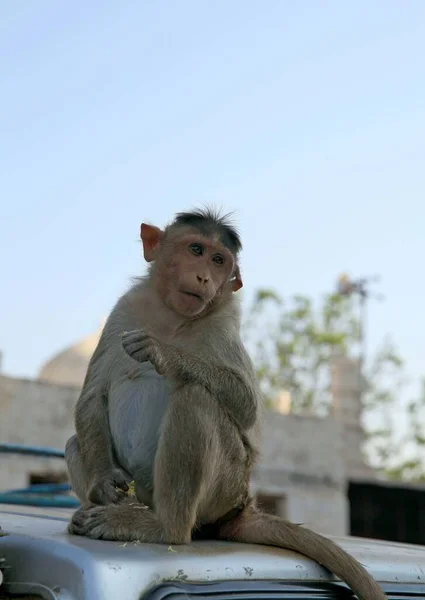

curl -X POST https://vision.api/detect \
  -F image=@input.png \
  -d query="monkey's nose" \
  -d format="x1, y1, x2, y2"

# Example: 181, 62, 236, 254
197, 275, 209, 284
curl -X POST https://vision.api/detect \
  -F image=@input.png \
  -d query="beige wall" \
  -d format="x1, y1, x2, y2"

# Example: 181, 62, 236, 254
0, 375, 79, 491
252, 411, 348, 535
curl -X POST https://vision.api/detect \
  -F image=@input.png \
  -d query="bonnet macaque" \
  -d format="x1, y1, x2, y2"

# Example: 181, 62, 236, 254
66, 208, 386, 600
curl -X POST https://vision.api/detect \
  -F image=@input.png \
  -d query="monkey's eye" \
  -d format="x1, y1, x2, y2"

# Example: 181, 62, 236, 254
189, 243, 203, 256
212, 254, 224, 265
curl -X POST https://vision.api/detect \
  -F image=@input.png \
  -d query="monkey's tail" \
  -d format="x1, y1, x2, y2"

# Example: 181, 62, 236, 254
219, 510, 387, 600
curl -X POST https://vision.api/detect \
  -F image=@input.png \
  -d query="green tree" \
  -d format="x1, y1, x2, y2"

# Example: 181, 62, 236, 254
242, 289, 360, 413
243, 288, 425, 480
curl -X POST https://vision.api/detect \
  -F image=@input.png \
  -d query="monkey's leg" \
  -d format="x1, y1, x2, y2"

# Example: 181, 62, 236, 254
151, 384, 220, 544
219, 504, 387, 600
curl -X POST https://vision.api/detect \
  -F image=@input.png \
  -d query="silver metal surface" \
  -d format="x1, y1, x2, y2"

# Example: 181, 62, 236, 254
1, 504, 425, 599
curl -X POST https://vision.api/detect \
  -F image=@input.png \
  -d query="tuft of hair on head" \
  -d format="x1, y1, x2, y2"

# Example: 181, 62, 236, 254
168, 206, 242, 255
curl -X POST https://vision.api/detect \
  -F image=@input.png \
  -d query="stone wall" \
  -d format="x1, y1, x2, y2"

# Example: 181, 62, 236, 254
252, 411, 348, 535
0, 375, 79, 491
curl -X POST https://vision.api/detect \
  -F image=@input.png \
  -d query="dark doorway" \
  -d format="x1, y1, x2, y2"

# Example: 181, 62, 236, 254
29, 470, 69, 485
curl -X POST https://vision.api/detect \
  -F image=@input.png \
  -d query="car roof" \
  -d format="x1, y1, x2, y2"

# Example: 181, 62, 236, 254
2, 504, 425, 600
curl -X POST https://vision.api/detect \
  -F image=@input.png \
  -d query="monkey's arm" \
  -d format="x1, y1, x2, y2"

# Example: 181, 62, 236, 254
75, 383, 112, 478
122, 331, 258, 430
74, 349, 129, 504
171, 352, 258, 430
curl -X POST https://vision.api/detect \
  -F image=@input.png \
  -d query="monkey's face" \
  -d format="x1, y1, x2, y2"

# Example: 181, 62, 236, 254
156, 234, 236, 317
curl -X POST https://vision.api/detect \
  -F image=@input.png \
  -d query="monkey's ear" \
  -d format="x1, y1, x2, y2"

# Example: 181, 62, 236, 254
231, 266, 243, 292
140, 223, 163, 262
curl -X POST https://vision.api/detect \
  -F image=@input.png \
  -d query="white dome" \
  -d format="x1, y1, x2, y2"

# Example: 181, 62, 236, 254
38, 320, 105, 388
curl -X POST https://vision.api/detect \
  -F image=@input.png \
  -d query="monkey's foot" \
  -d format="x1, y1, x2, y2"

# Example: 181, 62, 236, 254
68, 503, 161, 542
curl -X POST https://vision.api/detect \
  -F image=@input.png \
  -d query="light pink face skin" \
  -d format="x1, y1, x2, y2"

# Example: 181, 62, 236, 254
141, 224, 242, 317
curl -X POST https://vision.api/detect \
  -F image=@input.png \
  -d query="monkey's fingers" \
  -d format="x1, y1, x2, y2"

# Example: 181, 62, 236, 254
122, 330, 150, 345
115, 482, 129, 493
123, 341, 143, 355
88, 470, 131, 505
89, 485, 127, 506
122, 328, 143, 337
69, 506, 109, 538
68, 505, 91, 530
123, 340, 153, 363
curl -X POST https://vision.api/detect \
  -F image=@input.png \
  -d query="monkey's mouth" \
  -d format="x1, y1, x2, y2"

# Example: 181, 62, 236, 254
182, 291, 204, 302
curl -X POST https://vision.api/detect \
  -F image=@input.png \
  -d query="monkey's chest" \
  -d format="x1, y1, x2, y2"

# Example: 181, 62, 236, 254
108, 367, 172, 477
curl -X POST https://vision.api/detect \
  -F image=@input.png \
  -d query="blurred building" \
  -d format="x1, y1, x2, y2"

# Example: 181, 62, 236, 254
37, 321, 105, 387
0, 328, 373, 538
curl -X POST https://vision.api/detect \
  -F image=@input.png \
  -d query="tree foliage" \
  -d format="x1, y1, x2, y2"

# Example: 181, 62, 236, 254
243, 288, 425, 481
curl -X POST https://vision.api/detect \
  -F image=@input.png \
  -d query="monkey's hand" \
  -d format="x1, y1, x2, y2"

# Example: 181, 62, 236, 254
122, 330, 167, 375
87, 468, 132, 505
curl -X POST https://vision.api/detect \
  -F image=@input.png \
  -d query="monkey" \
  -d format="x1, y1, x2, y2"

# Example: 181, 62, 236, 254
65, 208, 386, 600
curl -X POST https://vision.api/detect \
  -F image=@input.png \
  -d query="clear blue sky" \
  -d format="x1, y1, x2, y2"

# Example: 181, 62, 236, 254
1, 1, 425, 391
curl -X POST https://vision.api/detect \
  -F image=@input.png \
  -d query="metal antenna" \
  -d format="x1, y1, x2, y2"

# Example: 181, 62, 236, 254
336, 273, 384, 392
